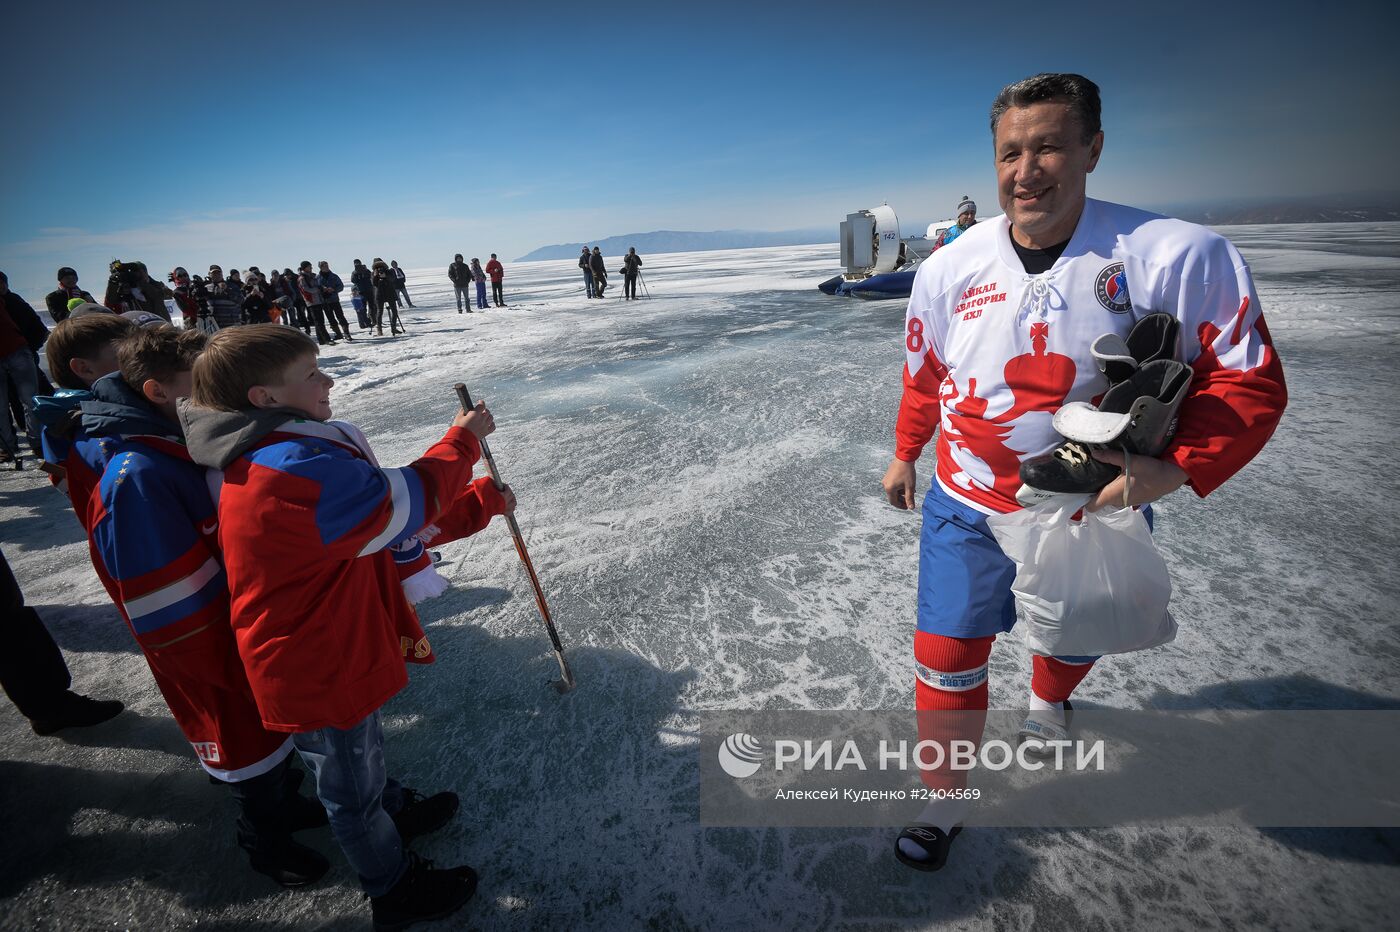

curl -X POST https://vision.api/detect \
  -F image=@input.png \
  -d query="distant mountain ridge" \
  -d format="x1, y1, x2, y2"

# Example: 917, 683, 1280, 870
1159, 193, 1400, 226
516, 229, 832, 262
518, 199, 1400, 262
1172, 204, 1400, 225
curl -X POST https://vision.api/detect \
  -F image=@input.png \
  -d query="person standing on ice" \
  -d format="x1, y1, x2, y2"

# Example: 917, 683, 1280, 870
485, 254, 506, 307
0, 271, 45, 464
933, 196, 978, 251
74, 327, 334, 886
589, 246, 608, 298
296, 261, 338, 346
449, 254, 473, 313
317, 261, 354, 342
470, 257, 489, 310
880, 73, 1287, 871
371, 260, 404, 335
180, 325, 514, 927
350, 259, 374, 329
390, 260, 415, 307
1, 547, 124, 735
579, 246, 596, 298
621, 247, 643, 300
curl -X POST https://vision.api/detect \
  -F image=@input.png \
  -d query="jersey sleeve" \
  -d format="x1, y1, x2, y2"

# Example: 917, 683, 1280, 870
417, 476, 509, 548
285, 426, 482, 559
1162, 242, 1287, 496
894, 274, 951, 462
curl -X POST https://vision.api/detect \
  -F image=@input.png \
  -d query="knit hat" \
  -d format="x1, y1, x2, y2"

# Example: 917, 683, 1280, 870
956, 196, 976, 217
57, 266, 77, 280
121, 310, 169, 330
67, 302, 116, 319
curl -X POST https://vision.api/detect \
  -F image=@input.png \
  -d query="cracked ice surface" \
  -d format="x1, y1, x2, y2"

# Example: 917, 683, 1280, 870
1, 229, 1397, 930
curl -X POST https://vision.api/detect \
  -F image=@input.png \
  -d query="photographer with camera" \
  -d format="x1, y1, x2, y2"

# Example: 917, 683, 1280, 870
104, 260, 173, 322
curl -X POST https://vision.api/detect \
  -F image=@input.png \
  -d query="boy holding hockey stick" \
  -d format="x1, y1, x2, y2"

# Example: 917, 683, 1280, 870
181, 325, 513, 928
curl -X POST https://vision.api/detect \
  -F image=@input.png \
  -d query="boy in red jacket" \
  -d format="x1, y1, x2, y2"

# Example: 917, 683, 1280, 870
180, 325, 511, 929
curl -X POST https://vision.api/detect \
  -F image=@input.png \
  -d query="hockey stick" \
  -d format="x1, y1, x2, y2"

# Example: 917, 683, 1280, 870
453, 383, 576, 693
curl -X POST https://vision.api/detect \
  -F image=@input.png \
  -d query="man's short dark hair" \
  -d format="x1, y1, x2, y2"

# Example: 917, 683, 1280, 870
989, 73, 1101, 144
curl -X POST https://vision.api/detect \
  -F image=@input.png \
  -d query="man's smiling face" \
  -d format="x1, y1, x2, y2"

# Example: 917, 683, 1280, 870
995, 100, 1103, 249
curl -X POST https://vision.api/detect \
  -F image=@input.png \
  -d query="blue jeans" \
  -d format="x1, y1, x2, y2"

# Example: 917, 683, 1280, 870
0, 348, 39, 456
583, 271, 594, 298
292, 710, 407, 896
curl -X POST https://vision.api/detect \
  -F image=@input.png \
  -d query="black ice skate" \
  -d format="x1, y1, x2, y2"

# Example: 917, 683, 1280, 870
1017, 358, 1192, 506
1089, 312, 1179, 385
1016, 314, 1188, 506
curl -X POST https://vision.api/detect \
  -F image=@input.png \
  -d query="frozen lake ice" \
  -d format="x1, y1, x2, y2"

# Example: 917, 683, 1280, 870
1, 227, 1397, 929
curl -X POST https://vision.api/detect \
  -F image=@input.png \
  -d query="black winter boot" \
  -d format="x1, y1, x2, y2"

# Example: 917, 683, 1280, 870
29, 691, 124, 735
245, 834, 331, 888
371, 851, 478, 930
391, 788, 459, 843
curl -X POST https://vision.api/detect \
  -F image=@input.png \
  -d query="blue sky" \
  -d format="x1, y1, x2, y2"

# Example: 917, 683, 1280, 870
1, 0, 1394, 298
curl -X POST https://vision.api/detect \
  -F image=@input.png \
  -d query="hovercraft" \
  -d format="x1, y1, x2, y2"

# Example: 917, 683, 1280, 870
818, 206, 954, 300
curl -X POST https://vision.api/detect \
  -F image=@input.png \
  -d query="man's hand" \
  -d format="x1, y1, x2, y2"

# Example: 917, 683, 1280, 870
882, 458, 918, 510
454, 400, 496, 439
1086, 449, 1189, 512
499, 484, 517, 515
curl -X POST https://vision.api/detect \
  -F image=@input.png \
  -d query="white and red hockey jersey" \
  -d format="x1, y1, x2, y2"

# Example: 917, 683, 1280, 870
895, 197, 1287, 515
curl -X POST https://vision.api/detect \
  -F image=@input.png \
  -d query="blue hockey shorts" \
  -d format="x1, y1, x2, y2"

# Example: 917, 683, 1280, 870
916, 481, 1151, 643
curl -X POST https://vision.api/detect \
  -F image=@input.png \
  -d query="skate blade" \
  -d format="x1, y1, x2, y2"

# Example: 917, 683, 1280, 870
1014, 485, 1094, 509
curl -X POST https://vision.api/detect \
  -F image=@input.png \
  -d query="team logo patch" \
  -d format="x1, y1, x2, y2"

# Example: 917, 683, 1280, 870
1095, 262, 1132, 314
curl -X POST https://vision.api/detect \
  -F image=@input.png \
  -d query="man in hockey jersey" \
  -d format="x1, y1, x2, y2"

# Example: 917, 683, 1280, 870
77, 327, 333, 886
180, 326, 514, 927
880, 73, 1287, 870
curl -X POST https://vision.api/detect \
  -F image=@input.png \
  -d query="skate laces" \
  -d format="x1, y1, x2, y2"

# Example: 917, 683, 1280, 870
1053, 441, 1092, 466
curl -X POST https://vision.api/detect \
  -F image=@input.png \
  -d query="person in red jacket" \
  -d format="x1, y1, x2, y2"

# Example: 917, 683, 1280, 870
180, 325, 514, 928
485, 254, 506, 307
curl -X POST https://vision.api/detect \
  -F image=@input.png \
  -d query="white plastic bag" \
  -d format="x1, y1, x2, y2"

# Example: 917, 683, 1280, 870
987, 498, 1176, 657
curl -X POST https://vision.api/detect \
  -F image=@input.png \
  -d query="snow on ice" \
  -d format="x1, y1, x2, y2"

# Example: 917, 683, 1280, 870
1, 227, 1398, 929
